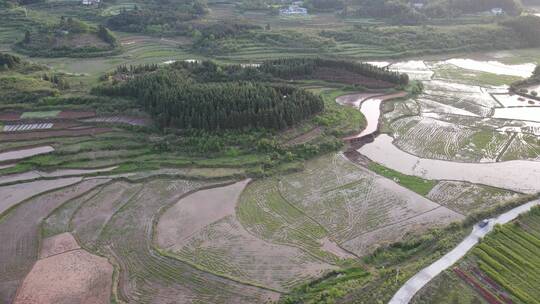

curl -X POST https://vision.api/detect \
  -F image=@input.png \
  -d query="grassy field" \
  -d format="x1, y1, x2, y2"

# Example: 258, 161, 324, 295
368, 162, 436, 196
433, 64, 523, 87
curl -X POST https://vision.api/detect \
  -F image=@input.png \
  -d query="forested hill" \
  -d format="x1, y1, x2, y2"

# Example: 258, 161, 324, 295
260, 58, 408, 87
95, 64, 324, 131
95, 59, 405, 131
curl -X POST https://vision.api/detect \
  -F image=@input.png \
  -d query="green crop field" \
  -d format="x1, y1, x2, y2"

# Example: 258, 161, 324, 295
472, 208, 540, 304
413, 206, 540, 304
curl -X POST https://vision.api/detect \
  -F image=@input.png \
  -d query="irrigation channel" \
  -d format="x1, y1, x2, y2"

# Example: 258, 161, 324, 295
339, 88, 540, 304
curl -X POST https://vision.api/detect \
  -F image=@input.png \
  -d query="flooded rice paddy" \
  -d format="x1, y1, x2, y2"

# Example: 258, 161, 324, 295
493, 107, 540, 122
443, 59, 535, 78
359, 134, 540, 193
0, 146, 54, 162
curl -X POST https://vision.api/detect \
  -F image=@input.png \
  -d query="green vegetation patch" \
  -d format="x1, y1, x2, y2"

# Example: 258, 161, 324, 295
472, 207, 540, 304
282, 267, 371, 304
434, 64, 523, 87
16, 17, 119, 58
0, 75, 58, 104
368, 162, 437, 196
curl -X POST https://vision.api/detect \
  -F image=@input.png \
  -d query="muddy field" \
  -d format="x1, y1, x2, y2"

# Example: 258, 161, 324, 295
0, 179, 108, 303
14, 233, 113, 304
157, 181, 336, 290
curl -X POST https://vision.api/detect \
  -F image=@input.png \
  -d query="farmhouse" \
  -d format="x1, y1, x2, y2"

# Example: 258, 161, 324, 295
81, 0, 100, 5
412, 2, 424, 10
280, 5, 308, 16
491, 7, 504, 16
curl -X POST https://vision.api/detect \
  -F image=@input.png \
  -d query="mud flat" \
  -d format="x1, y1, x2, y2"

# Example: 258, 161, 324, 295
492, 107, 540, 122
358, 134, 540, 193
0, 146, 54, 162
14, 232, 113, 304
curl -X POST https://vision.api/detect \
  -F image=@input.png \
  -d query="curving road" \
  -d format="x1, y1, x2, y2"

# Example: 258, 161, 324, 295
388, 199, 540, 304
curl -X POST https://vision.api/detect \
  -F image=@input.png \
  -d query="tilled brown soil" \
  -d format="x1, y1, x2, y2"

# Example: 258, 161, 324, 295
14, 233, 113, 304
57, 111, 96, 119
0, 112, 21, 121
0, 179, 109, 303
39, 232, 80, 259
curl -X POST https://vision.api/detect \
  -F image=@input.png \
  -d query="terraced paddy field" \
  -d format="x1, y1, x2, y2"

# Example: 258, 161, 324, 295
157, 181, 338, 291
412, 206, 540, 304
382, 57, 540, 163
1, 12, 540, 301
14, 232, 113, 304
278, 154, 463, 256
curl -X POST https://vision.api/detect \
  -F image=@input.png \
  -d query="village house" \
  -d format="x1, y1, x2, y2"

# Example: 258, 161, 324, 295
279, 5, 308, 16
491, 7, 504, 16
82, 0, 100, 6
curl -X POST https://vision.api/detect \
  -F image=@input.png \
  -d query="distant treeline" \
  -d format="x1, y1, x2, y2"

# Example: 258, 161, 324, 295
106, 0, 207, 34
95, 63, 324, 131
347, 0, 522, 24
259, 58, 409, 85
0, 0, 44, 6
501, 15, 540, 47
511, 64, 540, 89
16, 17, 119, 58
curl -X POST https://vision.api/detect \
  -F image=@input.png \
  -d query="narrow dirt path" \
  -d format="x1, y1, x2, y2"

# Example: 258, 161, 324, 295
495, 133, 517, 162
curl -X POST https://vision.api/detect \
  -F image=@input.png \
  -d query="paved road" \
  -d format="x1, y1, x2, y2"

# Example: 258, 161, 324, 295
388, 199, 540, 304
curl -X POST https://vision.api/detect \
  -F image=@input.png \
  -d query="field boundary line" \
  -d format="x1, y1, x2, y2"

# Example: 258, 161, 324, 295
149, 180, 284, 295
495, 132, 517, 162
0, 177, 85, 221
276, 179, 363, 261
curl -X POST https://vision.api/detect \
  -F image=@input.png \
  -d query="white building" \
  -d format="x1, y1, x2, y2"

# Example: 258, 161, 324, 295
491, 8, 504, 16
412, 2, 424, 10
280, 5, 308, 16
82, 0, 100, 6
